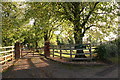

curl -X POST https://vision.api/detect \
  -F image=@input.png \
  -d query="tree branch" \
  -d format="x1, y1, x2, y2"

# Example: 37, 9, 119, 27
48, 20, 64, 40
83, 25, 96, 35
93, 12, 117, 15
93, 12, 108, 14
82, 2, 99, 27
79, 7, 85, 14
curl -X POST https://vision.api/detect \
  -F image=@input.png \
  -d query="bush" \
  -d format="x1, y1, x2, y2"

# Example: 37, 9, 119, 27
113, 37, 120, 56
95, 43, 118, 61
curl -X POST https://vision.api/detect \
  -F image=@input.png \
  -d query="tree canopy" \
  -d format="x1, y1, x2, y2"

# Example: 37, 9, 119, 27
1, 1, 119, 47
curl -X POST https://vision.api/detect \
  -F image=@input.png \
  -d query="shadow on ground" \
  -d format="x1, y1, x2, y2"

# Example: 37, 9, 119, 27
2, 53, 118, 78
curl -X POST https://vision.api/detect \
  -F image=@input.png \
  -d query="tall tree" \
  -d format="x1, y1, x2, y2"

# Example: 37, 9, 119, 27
25, 2, 64, 56
54, 2, 118, 58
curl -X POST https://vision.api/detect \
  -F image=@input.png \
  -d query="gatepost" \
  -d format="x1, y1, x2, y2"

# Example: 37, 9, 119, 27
14, 42, 20, 59
44, 41, 50, 57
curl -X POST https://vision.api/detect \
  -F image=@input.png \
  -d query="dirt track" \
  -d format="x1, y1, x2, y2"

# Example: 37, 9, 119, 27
2, 53, 118, 78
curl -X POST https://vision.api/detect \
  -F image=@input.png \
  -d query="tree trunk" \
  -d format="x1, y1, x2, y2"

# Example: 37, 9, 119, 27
73, 24, 86, 58
56, 36, 60, 45
44, 33, 50, 57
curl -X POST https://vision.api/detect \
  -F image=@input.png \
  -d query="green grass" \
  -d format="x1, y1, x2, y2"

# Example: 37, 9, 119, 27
108, 56, 120, 64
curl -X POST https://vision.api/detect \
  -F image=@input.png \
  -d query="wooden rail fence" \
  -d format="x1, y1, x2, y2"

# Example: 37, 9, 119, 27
0, 46, 14, 65
50, 44, 97, 61
20, 47, 44, 57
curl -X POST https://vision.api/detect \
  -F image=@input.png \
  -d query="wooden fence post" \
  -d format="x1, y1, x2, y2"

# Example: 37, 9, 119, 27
89, 44, 92, 60
12, 46, 14, 60
60, 45, 62, 59
70, 44, 72, 58
14, 42, 20, 59
21, 47, 23, 58
53, 45, 54, 57
20, 43, 23, 58
4, 52, 7, 65
32, 48, 34, 56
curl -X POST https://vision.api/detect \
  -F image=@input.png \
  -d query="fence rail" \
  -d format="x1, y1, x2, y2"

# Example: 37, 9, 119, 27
0, 46, 14, 49
50, 44, 96, 61
0, 46, 14, 64
20, 47, 44, 57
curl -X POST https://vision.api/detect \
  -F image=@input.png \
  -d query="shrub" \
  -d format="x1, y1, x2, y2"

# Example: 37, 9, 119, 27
113, 37, 120, 56
95, 43, 118, 61
95, 44, 108, 61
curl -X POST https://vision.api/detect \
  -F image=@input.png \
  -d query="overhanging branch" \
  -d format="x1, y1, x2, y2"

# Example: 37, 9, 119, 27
79, 7, 85, 14
83, 25, 96, 35
82, 2, 99, 27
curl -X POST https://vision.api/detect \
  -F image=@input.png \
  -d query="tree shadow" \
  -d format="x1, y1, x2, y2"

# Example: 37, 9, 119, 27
2, 54, 118, 78
2, 55, 54, 78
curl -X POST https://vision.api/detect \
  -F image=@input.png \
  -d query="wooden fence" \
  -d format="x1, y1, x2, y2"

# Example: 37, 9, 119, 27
20, 48, 34, 57
20, 47, 44, 57
0, 46, 14, 64
50, 44, 97, 60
